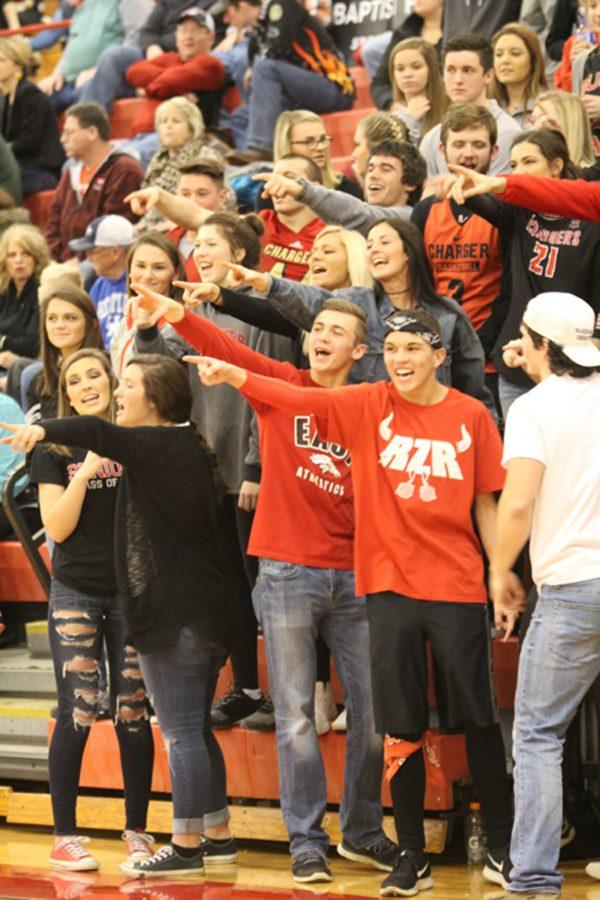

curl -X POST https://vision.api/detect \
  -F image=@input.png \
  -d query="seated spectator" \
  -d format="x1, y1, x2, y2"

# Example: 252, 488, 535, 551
167, 156, 231, 278
125, 8, 226, 152
27, 285, 102, 421
420, 34, 522, 176
491, 23, 548, 128
531, 89, 597, 172
554, 0, 599, 91
212, 0, 262, 149
79, 0, 218, 114
0, 186, 29, 237
68, 215, 135, 348
227, 0, 355, 164
370, 0, 443, 111
256, 139, 427, 235
0, 134, 20, 203
442, 0, 521, 46
30, 1, 76, 53
110, 232, 184, 376
139, 98, 221, 229
0, 37, 65, 197
0, 224, 48, 377
37, 0, 133, 111
350, 111, 409, 188
45, 104, 143, 263
387, 37, 449, 144
272, 110, 362, 199
0, 0, 43, 30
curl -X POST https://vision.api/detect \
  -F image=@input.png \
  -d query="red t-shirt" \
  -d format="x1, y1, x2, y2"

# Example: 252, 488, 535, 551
175, 310, 354, 569
240, 374, 505, 602
258, 210, 324, 282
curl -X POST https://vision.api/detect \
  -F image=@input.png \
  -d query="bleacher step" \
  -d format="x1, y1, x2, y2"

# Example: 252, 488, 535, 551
0, 648, 55, 696
0, 739, 48, 781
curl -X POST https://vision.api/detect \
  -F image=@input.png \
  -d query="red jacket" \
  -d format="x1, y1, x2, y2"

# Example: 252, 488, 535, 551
126, 52, 226, 134
45, 151, 143, 262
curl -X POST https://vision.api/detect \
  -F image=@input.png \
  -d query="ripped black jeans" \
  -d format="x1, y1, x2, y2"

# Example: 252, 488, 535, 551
48, 578, 154, 835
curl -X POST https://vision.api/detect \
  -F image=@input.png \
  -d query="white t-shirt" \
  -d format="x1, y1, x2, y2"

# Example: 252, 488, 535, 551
503, 373, 600, 587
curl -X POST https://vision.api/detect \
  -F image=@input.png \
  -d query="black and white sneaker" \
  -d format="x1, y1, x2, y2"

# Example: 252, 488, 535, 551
241, 695, 275, 732
483, 850, 512, 888
119, 843, 204, 878
560, 817, 576, 848
211, 687, 261, 729
380, 850, 433, 897
199, 835, 238, 864
292, 850, 333, 883
338, 835, 400, 871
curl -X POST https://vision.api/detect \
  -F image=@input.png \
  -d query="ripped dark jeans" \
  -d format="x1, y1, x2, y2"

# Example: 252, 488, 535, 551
48, 578, 154, 835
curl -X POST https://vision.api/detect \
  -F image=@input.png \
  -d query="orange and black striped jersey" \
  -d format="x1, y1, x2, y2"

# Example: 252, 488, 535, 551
411, 196, 509, 357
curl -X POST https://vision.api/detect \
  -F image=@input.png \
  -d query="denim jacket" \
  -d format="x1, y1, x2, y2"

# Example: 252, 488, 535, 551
267, 277, 496, 418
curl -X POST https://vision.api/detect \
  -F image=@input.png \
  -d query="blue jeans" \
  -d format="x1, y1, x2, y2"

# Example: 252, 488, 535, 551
361, 31, 392, 78
214, 41, 251, 149
79, 44, 141, 112
509, 577, 600, 894
246, 59, 354, 151
498, 376, 530, 419
137, 625, 229, 835
253, 560, 384, 858
49, 81, 81, 112
19, 165, 57, 198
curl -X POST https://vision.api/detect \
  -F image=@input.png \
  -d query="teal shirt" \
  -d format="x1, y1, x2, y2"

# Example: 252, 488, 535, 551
0, 394, 26, 497
60, 0, 124, 81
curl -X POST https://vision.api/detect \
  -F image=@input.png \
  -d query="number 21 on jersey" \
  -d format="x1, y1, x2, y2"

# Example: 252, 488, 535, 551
528, 241, 558, 278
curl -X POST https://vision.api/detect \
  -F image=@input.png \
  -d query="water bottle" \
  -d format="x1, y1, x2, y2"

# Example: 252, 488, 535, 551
465, 801, 488, 864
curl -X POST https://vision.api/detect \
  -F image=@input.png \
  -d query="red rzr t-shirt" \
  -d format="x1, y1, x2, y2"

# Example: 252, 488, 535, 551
239, 373, 505, 602
258, 210, 324, 282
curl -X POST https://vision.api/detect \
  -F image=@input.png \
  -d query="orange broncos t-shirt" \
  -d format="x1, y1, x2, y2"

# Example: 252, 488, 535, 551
323, 381, 505, 602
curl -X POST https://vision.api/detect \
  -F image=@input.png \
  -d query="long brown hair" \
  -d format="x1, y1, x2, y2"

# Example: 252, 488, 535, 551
52, 348, 117, 456
126, 232, 185, 299
126, 354, 225, 498
39, 287, 102, 397
511, 128, 580, 179
389, 38, 449, 138
201, 212, 264, 269
491, 23, 547, 114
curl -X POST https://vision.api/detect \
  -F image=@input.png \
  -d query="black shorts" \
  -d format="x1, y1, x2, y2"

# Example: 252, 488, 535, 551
366, 592, 499, 735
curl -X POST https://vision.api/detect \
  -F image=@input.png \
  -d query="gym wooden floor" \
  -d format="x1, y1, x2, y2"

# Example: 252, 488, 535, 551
0, 825, 598, 899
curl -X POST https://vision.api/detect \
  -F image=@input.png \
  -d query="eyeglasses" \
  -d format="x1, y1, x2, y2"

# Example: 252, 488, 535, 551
61, 128, 83, 138
290, 135, 332, 150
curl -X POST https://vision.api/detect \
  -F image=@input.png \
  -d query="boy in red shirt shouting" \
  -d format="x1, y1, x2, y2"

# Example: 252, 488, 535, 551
127, 283, 399, 885
189, 308, 513, 897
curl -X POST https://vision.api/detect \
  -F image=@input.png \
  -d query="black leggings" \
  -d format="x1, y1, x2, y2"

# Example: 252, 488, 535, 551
389, 723, 512, 854
48, 580, 154, 835
223, 496, 259, 690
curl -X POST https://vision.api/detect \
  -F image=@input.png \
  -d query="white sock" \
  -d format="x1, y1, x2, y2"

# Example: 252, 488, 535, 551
242, 688, 261, 701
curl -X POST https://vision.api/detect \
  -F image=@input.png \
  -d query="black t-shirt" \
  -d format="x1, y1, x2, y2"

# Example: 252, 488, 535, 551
29, 445, 121, 597
465, 194, 600, 386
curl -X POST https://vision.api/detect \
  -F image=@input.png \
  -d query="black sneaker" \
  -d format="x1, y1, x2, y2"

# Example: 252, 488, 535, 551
292, 850, 333, 883
210, 687, 261, 729
338, 836, 400, 871
241, 695, 275, 732
483, 850, 512, 888
380, 850, 433, 896
119, 843, 204, 878
199, 835, 238, 864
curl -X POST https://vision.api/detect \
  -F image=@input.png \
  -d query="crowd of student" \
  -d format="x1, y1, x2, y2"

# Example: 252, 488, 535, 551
0, 0, 598, 896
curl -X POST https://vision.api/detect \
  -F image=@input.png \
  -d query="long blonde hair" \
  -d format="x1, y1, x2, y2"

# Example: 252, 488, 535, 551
309, 226, 374, 288
491, 24, 547, 114
0, 224, 49, 290
389, 38, 449, 137
274, 110, 341, 189
0, 35, 41, 79
535, 90, 596, 168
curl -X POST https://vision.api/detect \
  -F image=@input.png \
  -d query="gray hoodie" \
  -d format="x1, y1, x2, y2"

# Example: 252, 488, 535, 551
134, 305, 293, 492
419, 100, 521, 177
297, 179, 411, 236
442, 0, 523, 45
